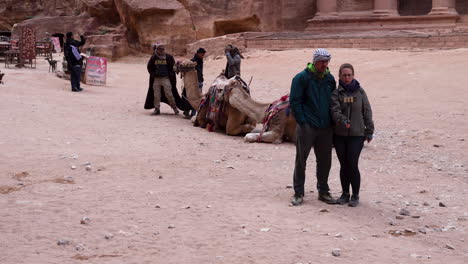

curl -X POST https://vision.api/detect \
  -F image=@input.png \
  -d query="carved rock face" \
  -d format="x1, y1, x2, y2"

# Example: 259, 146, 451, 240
4, 0, 316, 59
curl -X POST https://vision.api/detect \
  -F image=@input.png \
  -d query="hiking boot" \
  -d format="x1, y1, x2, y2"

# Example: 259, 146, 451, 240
318, 192, 336, 204
72, 88, 80, 92
336, 192, 350, 205
291, 194, 304, 206
152, 109, 160, 115
173, 107, 180, 115
348, 195, 359, 207
183, 110, 190, 118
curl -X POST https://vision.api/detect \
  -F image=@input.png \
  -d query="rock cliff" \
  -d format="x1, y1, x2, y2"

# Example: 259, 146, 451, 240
2, 0, 317, 59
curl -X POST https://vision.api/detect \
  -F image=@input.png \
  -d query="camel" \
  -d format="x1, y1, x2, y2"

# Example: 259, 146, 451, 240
177, 59, 255, 136
222, 78, 297, 144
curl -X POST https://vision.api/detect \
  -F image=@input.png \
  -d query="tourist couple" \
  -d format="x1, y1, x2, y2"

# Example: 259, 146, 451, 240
290, 48, 374, 207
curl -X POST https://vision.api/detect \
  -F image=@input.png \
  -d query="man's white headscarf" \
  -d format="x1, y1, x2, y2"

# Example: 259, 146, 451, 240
313, 48, 331, 63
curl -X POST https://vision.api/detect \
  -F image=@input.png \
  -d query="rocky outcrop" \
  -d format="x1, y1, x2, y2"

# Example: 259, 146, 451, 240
0, 0, 83, 30
5, 0, 317, 59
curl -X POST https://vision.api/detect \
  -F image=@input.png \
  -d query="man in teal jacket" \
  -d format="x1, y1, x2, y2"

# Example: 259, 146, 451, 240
290, 48, 336, 206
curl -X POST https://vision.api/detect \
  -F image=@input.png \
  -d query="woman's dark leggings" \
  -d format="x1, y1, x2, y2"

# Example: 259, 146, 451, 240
333, 135, 364, 196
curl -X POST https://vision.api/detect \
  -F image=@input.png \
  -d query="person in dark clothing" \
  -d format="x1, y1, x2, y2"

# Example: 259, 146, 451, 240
224, 45, 243, 78
290, 48, 337, 206
330, 63, 374, 207
145, 43, 179, 115
183, 47, 206, 118
64, 32, 86, 92
192, 47, 206, 92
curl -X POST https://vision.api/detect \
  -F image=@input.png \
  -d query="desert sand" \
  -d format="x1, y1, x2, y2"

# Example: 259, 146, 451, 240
0, 48, 467, 264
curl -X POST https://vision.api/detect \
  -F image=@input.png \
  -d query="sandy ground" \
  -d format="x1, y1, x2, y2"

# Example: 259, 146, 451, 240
0, 48, 467, 264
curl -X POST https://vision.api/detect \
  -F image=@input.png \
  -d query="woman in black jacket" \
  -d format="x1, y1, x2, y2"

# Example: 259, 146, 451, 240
330, 63, 374, 207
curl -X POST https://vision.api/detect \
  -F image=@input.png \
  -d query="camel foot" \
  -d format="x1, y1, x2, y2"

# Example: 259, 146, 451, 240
244, 133, 260, 143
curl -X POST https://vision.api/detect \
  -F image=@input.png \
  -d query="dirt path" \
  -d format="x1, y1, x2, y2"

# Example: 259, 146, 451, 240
0, 49, 467, 264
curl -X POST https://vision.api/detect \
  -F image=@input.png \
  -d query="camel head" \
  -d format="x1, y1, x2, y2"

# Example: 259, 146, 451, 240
176, 59, 197, 73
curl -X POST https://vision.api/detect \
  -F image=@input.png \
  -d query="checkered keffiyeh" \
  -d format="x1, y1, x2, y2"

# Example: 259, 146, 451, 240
313, 48, 331, 63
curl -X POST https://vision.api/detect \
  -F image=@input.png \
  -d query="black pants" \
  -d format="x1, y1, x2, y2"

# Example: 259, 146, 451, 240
293, 124, 333, 196
70, 65, 82, 91
333, 135, 364, 196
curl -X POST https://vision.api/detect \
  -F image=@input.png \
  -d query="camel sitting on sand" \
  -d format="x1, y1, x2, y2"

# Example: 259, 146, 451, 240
177, 59, 255, 136
222, 78, 297, 144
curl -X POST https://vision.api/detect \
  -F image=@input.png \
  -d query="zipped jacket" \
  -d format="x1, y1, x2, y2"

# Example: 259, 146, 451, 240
330, 85, 374, 137
290, 66, 336, 128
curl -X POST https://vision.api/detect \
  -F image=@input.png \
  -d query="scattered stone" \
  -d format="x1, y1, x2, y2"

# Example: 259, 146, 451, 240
319, 209, 330, 213
445, 244, 455, 250
14, 172, 30, 180
153, 232, 160, 236
396, 215, 404, 220
410, 253, 423, 259
75, 244, 85, 251
459, 138, 464, 141
350, 237, 357, 240
260, 228, 270, 232
439, 202, 446, 207
331, 248, 341, 257
64, 176, 75, 183
371, 234, 380, 238
82, 162, 91, 166
104, 233, 114, 240
419, 190, 427, 194
418, 228, 427, 234
226, 165, 235, 169
423, 202, 430, 206
240, 224, 246, 229
80, 217, 91, 225
301, 228, 311, 233
286, 184, 293, 189
85, 165, 92, 171
206, 205, 212, 208
334, 233, 342, 238
168, 224, 176, 229
213, 160, 221, 163
433, 144, 440, 147
387, 220, 395, 226
71, 165, 77, 170
411, 215, 421, 219
183, 205, 191, 209
389, 229, 417, 237
57, 239, 71, 246
155, 204, 161, 209
399, 208, 410, 216
457, 216, 467, 221
158, 175, 163, 179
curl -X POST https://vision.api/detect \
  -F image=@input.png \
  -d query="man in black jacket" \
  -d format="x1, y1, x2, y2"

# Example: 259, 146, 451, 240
146, 43, 179, 115
64, 32, 86, 92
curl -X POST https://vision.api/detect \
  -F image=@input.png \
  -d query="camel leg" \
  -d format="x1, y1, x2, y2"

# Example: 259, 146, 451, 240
246, 131, 282, 143
226, 121, 255, 136
244, 132, 260, 142
195, 105, 208, 128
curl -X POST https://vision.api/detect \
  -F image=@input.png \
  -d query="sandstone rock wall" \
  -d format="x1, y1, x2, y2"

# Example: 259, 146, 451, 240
0, 0, 83, 30
4, 0, 318, 58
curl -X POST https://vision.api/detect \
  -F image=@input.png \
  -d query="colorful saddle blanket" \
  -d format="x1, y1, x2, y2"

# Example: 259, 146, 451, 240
261, 94, 290, 135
